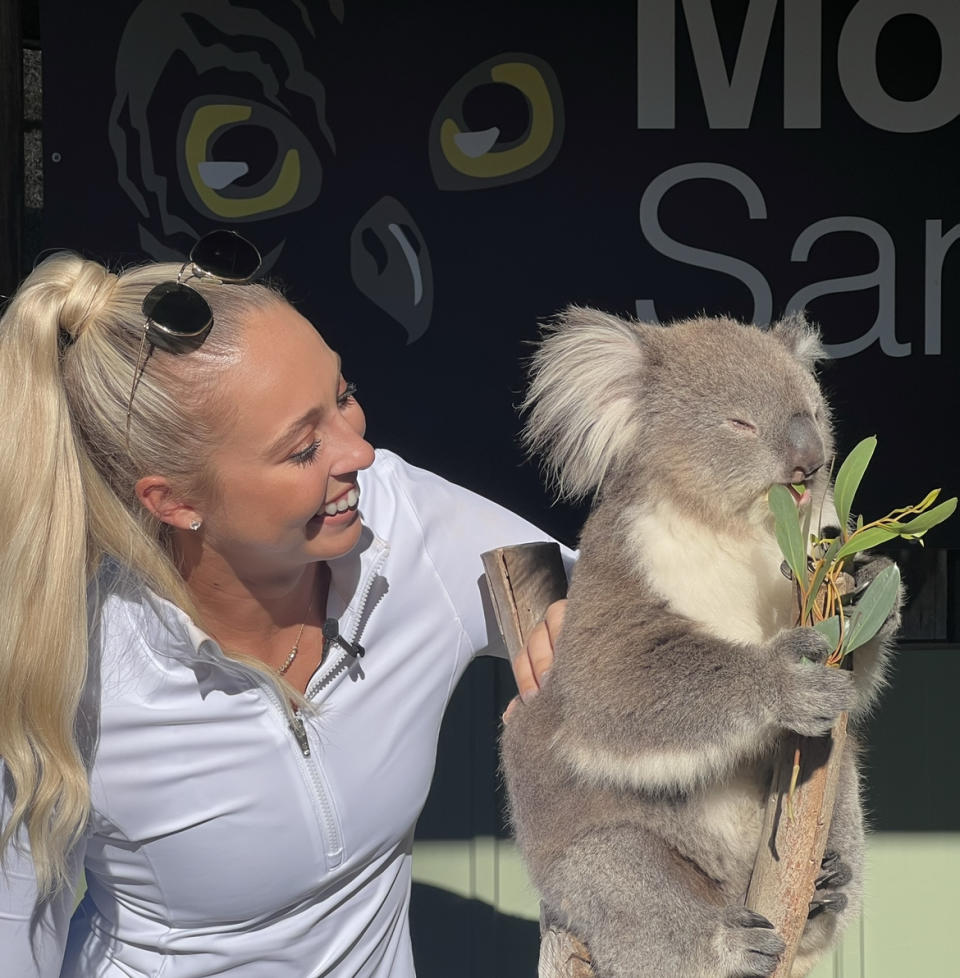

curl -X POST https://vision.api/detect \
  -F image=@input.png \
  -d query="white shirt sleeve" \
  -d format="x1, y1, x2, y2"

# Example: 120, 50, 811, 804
370, 449, 576, 659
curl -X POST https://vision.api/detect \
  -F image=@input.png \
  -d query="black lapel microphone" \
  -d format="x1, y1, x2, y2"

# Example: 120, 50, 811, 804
322, 618, 365, 658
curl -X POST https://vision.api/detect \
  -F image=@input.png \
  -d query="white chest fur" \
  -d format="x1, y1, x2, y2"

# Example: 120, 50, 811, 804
623, 500, 800, 645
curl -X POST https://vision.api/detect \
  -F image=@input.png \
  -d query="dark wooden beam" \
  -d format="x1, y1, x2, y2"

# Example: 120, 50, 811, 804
0, 0, 23, 296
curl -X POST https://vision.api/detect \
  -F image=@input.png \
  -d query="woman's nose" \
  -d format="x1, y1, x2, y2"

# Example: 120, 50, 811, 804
333, 416, 375, 473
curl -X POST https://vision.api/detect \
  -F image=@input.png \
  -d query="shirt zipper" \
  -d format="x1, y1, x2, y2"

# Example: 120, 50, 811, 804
269, 542, 389, 866
305, 544, 388, 702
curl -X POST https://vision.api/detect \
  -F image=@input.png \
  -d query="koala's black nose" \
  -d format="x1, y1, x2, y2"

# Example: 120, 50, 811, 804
786, 412, 825, 481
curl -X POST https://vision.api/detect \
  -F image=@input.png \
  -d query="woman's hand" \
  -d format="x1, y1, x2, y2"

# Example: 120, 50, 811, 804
503, 599, 567, 722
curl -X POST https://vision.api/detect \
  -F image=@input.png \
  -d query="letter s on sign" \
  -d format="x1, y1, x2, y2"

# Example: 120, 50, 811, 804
636, 162, 772, 326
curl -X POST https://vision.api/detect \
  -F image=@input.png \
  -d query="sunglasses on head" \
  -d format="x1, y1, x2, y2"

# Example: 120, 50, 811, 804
125, 229, 262, 444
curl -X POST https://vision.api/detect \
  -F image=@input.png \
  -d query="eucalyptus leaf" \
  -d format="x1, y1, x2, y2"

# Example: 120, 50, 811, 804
915, 487, 941, 512
801, 498, 814, 561
833, 436, 876, 529
841, 563, 901, 655
888, 497, 957, 537
833, 525, 899, 563
768, 485, 807, 584
812, 616, 842, 650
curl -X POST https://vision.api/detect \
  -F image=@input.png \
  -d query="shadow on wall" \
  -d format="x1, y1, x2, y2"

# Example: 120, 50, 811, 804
410, 882, 539, 978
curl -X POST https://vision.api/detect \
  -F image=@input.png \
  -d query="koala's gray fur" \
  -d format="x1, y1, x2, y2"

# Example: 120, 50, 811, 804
501, 308, 898, 978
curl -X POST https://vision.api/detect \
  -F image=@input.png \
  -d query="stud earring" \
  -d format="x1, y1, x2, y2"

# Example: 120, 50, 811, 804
189, 519, 202, 532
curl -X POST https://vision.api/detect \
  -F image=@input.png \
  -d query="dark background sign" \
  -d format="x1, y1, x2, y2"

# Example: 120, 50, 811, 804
40, 0, 959, 544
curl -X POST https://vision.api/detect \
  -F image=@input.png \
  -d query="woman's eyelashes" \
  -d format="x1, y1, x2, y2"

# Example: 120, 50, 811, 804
290, 439, 321, 467
289, 383, 358, 466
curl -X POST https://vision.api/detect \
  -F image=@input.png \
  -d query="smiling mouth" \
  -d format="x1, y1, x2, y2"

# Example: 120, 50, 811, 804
317, 486, 360, 518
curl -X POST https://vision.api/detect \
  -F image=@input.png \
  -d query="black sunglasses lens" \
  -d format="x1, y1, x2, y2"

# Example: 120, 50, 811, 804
190, 230, 261, 281
142, 282, 212, 336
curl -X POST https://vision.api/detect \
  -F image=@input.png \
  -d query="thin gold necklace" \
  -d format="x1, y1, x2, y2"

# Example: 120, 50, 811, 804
277, 588, 316, 676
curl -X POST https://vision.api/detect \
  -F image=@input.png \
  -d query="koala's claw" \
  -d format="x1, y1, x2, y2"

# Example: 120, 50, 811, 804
816, 854, 853, 890
815, 869, 847, 889
721, 907, 786, 977
808, 894, 848, 918
740, 910, 776, 929
818, 850, 850, 879
810, 850, 853, 919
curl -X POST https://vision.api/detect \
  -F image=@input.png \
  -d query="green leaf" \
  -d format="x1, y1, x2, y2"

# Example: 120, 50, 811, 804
813, 616, 842, 650
914, 487, 941, 513
888, 497, 957, 537
801, 496, 814, 560
802, 537, 843, 624
841, 563, 901, 655
768, 484, 807, 584
834, 524, 899, 562
833, 436, 876, 529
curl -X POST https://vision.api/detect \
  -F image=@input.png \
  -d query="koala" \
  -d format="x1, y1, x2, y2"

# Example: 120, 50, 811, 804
501, 307, 898, 978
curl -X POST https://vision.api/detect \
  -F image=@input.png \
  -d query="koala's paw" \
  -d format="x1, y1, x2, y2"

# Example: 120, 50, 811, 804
771, 629, 855, 737
772, 626, 833, 666
850, 555, 903, 639
809, 850, 853, 919
718, 908, 786, 977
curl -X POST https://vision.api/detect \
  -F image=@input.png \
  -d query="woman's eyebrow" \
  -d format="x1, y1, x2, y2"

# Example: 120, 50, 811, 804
266, 354, 344, 457
266, 408, 322, 457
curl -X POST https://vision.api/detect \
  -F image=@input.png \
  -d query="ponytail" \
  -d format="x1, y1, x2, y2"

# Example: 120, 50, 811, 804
0, 256, 98, 896
0, 252, 288, 898
0, 254, 292, 899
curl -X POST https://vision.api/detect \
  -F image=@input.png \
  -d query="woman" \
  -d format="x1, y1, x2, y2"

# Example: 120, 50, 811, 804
0, 233, 570, 977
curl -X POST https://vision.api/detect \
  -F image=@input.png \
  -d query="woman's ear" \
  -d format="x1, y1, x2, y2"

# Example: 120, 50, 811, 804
134, 475, 201, 531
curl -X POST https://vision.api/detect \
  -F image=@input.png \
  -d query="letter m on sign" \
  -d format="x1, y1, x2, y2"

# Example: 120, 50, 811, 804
637, 0, 821, 129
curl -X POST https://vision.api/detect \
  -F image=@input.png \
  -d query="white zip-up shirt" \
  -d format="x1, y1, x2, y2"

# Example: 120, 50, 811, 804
1, 449, 572, 977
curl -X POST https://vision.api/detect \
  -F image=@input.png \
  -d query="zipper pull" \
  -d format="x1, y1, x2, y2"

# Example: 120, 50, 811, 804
322, 618, 365, 658
289, 710, 311, 757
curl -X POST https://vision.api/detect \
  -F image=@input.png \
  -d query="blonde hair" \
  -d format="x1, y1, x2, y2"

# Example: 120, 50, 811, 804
0, 252, 287, 898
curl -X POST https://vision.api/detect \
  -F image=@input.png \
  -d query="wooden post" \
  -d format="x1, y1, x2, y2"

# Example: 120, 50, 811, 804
0, 0, 23, 297
538, 911, 595, 978
745, 719, 847, 977
482, 542, 596, 978
484, 542, 847, 977
745, 572, 856, 974
481, 542, 568, 661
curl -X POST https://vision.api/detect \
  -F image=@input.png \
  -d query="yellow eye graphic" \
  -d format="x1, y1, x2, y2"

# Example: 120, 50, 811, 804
430, 54, 564, 190
178, 96, 322, 220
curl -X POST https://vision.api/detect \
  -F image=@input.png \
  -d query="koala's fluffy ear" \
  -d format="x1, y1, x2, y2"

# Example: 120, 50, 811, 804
522, 305, 646, 501
770, 311, 826, 372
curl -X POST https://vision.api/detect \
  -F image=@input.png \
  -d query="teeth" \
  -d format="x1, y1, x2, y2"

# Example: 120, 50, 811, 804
322, 487, 360, 517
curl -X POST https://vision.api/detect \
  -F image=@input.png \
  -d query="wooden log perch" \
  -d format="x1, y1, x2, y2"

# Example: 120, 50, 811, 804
745, 718, 848, 977
538, 905, 595, 978
484, 542, 847, 978
482, 542, 594, 978
481, 542, 569, 661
